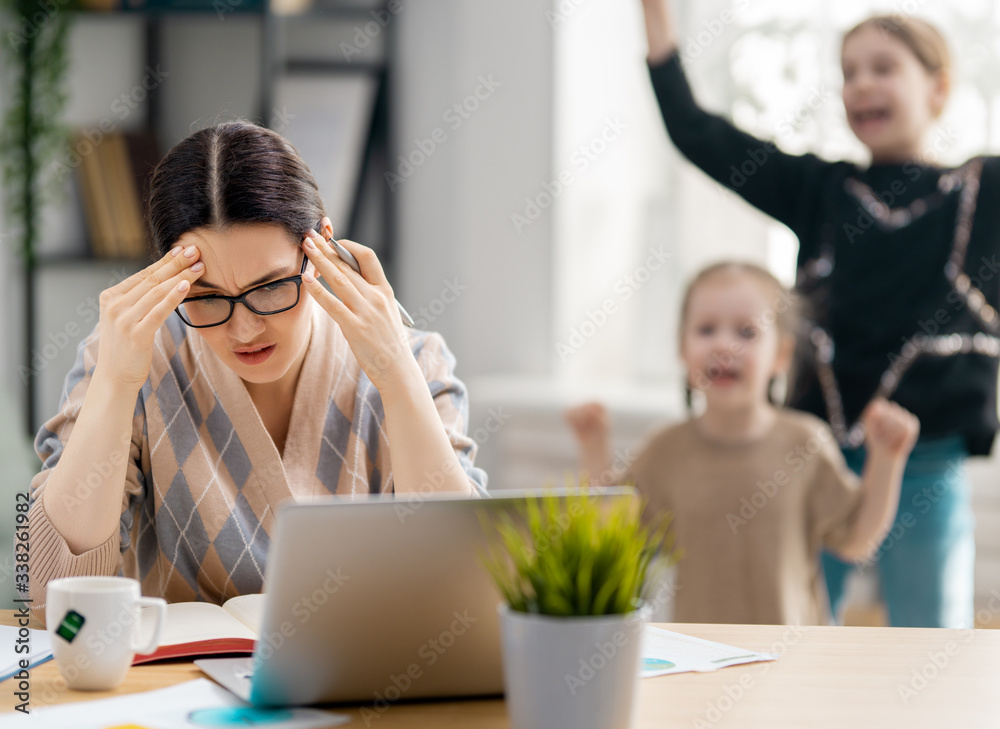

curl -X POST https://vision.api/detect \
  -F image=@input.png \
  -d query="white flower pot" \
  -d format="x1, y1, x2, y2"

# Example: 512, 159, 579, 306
498, 602, 650, 729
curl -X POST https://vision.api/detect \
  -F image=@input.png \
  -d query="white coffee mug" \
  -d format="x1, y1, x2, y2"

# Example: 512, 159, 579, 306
45, 576, 167, 690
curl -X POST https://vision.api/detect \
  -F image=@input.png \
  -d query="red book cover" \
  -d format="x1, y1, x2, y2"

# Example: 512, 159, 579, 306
132, 596, 262, 665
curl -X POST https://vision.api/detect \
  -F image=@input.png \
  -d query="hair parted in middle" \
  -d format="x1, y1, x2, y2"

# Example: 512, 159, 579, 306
146, 120, 327, 258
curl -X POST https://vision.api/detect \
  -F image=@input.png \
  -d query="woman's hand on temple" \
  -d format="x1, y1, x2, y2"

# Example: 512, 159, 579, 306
96, 246, 205, 390
300, 221, 416, 392
300, 219, 473, 495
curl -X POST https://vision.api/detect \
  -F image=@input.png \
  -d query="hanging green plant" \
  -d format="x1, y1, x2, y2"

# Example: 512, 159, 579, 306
1, 0, 78, 266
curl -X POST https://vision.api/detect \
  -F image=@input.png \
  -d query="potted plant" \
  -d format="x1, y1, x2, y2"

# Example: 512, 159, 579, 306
481, 488, 678, 729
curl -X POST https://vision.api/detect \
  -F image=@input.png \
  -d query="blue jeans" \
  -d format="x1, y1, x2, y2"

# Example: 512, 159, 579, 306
822, 435, 976, 628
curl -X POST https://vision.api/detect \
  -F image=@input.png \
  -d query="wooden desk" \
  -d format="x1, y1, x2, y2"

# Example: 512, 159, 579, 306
2, 610, 997, 727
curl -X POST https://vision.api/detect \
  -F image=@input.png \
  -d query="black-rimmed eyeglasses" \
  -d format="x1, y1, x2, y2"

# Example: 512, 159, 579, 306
176, 255, 309, 328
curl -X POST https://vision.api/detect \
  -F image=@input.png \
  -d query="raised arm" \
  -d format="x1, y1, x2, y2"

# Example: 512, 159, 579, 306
565, 402, 615, 487
640, 0, 677, 65
640, 0, 836, 235
833, 399, 920, 562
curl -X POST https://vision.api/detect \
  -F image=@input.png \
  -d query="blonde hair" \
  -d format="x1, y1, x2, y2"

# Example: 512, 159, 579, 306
843, 15, 950, 77
679, 262, 799, 407
680, 262, 798, 342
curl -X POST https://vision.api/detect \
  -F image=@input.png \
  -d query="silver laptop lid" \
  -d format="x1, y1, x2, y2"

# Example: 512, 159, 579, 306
249, 487, 637, 707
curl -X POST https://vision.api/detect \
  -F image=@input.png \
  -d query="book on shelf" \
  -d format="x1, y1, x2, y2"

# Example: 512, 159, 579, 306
103, 134, 146, 258
76, 132, 118, 259
132, 593, 263, 665
74, 130, 159, 261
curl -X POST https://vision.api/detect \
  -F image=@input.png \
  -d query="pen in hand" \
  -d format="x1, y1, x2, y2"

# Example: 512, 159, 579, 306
327, 237, 416, 328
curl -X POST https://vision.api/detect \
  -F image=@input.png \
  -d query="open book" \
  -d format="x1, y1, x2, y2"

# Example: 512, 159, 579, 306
132, 594, 264, 665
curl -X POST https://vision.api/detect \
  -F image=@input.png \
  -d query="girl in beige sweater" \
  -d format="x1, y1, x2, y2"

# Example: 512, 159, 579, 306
568, 263, 918, 624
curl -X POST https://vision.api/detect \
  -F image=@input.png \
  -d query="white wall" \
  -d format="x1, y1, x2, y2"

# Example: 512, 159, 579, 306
393, 1, 554, 381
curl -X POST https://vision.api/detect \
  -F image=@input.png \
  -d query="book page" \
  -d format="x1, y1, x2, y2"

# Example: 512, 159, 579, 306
154, 602, 258, 648
221, 593, 265, 635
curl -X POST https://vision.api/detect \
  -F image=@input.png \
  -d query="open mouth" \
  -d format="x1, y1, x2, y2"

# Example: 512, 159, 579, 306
852, 108, 891, 127
233, 344, 276, 365
705, 366, 741, 385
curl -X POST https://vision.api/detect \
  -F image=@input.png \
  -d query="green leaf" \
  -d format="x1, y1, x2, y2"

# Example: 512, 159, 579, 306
478, 484, 681, 617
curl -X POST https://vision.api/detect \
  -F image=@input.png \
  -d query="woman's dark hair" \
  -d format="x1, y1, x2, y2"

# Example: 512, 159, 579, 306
147, 120, 325, 256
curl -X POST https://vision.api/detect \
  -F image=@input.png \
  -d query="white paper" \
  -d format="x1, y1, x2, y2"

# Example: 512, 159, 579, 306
0, 678, 347, 728
0, 625, 53, 683
641, 626, 777, 677
145, 602, 257, 648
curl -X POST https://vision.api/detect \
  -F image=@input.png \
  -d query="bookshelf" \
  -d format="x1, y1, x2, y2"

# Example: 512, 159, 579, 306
23, 1, 397, 434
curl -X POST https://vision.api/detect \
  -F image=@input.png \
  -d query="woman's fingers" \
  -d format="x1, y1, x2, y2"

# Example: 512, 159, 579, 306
306, 229, 366, 284
335, 237, 391, 288
135, 265, 205, 339
96, 246, 204, 390
132, 261, 205, 332
301, 263, 357, 326
301, 231, 367, 311
306, 219, 392, 295
117, 245, 203, 309
105, 247, 182, 295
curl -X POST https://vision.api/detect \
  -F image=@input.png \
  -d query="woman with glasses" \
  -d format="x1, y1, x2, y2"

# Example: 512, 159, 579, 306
26, 121, 486, 620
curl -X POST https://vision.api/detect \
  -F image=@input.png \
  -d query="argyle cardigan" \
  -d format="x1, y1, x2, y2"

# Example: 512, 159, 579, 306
26, 301, 487, 618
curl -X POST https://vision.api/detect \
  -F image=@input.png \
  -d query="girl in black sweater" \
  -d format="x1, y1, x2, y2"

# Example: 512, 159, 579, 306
640, 0, 997, 628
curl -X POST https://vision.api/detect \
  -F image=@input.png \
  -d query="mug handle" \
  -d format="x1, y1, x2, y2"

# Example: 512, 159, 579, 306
131, 596, 168, 655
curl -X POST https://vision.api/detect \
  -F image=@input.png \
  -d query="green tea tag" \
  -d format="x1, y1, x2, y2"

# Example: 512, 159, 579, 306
55, 609, 85, 643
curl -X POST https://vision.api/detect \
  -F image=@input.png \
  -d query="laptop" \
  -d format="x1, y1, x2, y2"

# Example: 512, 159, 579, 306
196, 487, 637, 708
